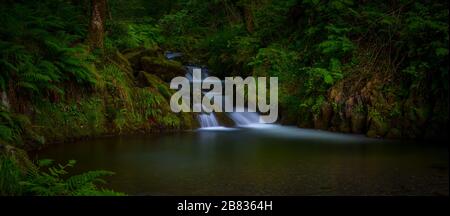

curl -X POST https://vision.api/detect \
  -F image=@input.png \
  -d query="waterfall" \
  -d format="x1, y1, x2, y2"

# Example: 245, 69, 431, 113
1, 91, 10, 109
197, 113, 219, 127
227, 111, 260, 126
185, 66, 221, 128
165, 51, 183, 60
182, 63, 264, 128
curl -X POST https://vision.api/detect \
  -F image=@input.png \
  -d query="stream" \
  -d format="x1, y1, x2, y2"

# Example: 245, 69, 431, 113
33, 62, 449, 196
34, 124, 448, 195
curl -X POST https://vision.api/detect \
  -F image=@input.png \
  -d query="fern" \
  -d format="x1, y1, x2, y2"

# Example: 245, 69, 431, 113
19, 159, 123, 196
0, 1, 95, 100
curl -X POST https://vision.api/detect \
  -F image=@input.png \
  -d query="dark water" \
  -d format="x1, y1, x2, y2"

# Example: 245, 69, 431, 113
34, 125, 449, 195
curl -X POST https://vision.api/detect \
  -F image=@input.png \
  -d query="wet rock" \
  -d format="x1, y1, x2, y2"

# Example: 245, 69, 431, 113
180, 113, 199, 129
215, 112, 235, 127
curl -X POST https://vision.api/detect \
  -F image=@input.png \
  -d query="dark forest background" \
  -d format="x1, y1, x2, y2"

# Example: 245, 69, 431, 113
0, 0, 448, 195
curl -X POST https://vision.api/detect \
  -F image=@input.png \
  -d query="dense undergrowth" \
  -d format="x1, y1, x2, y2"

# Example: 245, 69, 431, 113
0, 0, 194, 195
0, 146, 124, 196
151, 0, 448, 139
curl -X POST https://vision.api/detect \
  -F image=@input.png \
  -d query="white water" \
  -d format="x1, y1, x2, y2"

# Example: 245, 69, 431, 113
197, 113, 219, 127
185, 66, 222, 128
184, 65, 266, 129
227, 111, 260, 126
165, 51, 183, 60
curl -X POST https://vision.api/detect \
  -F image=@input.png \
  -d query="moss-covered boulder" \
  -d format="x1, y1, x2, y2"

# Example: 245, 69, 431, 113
109, 51, 134, 80
136, 71, 173, 99
180, 113, 199, 129
122, 46, 162, 70
140, 56, 186, 82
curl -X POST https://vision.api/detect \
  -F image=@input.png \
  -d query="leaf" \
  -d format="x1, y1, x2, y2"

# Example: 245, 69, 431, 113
38, 159, 54, 167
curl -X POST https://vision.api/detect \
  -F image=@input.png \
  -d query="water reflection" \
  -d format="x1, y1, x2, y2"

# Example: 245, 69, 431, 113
34, 126, 449, 195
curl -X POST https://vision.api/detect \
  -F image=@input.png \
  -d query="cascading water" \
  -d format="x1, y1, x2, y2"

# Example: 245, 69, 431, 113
185, 66, 221, 128
197, 113, 220, 127
185, 65, 265, 128
227, 111, 260, 126
165, 51, 183, 60
171, 53, 264, 128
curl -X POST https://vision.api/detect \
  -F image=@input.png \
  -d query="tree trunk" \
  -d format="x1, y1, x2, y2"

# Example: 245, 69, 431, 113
87, 0, 107, 50
243, 7, 254, 33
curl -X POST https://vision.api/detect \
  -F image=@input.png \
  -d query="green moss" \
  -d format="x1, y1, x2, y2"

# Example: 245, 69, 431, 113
33, 98, 106, 142
140, 56, 185, 81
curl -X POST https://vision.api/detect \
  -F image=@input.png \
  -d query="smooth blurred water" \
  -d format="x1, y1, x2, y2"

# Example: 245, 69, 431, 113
34, 126, 449, 195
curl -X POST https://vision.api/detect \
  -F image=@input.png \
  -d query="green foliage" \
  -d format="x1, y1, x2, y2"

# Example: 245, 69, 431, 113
107, 20, 163, 50
0, 155, 123, 196
0, 155, 23, 195
33, 98, 106, 141
0, 105, 43, 145
155, 0, 447, 129
0, 1, 96, 99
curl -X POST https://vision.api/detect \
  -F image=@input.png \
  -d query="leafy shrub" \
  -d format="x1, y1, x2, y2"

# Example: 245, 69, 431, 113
0, 154, 124, 196
108, 20, 163, 50
0, 1, 97, 100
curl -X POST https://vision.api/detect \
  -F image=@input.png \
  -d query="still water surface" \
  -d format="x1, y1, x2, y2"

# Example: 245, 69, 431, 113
35, 125, 449, 195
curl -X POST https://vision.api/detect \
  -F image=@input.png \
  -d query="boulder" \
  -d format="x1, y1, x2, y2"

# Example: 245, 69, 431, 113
122, 46, 161, 70
140, 56, 186, 82
180, 113, 199, 129
110, 51, 134, 80
215, 112, 235, 127
136, 71, 172, 99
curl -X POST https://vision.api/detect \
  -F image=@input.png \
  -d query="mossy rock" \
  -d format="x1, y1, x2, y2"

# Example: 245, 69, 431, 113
216, 112, 235, 127
136, 71, 173, 99
279, 106, 300, 125
140, 56, 186, 82
122, 46, 161, 70
180, 113, 199, 129
110, 51, 134, 80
